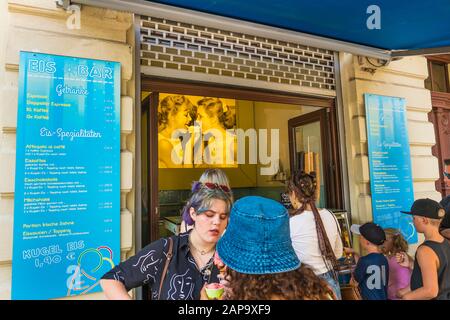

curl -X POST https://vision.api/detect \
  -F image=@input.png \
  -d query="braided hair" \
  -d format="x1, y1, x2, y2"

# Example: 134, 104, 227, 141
287, 171, 339, 277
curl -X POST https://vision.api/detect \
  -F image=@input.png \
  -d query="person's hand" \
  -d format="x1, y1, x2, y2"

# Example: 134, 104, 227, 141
396, 287, 409, 299
200, 283, 209, 300
396, 252, 410, 268
343, 247, 355, 255
218, 273, 233, 300
200, 283, 226, 300
214, 251, 227, 274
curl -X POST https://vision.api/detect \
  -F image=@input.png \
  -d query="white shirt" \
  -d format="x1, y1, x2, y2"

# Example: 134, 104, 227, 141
289, 209, 343, 275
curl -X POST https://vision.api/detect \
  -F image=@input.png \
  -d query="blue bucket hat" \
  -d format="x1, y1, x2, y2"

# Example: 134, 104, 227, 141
217, 196, 300, 274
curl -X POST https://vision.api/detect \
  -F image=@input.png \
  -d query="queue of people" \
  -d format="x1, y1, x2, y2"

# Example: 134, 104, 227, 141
100, 169, 450, 300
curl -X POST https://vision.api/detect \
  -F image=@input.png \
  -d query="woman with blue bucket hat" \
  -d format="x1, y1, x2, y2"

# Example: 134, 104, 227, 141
210, 196, 334, 300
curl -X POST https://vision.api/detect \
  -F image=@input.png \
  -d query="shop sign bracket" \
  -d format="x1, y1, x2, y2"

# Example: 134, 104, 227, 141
55, 0, 72, 10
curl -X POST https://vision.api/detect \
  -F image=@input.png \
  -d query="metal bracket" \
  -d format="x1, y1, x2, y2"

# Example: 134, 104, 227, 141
55, 0, 72, 10
357, 56, 390, 74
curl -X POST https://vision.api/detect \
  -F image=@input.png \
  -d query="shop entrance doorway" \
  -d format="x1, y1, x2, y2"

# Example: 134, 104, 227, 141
288, 108, 343, 209
141, 78, 344, 299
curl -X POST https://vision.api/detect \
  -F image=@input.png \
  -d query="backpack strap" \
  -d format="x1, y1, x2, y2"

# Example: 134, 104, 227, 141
157, 237, 174, 300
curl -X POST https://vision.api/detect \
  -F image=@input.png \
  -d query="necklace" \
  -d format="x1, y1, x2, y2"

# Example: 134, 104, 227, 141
189, 233, 215, 255
188, 234, 216, 282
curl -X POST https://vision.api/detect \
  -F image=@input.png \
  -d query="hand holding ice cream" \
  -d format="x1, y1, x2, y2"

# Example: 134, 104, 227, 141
213, 251, 233, 299
214, 251, 226, 273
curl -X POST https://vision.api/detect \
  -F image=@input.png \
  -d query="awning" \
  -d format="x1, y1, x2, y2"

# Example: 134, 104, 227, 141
73, 0, 450, 59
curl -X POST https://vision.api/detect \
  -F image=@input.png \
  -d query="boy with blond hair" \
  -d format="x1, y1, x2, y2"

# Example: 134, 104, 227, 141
397, 198, 450, 300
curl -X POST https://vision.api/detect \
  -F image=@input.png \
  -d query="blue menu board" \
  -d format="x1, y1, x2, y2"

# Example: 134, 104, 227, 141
12, 52, 121, 299
365, 94, 417, 244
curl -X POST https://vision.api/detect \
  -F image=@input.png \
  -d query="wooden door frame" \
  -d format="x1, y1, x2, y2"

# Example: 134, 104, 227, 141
288, 108, 343, 209
141, 76, 342, 243
142, 77, 335, 107
141, 93, 160, 243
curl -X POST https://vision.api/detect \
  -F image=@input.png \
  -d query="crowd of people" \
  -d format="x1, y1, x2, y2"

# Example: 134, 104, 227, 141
100, 169, 450, 300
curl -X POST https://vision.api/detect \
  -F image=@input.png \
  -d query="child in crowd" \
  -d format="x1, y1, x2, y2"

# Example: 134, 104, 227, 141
397, 198, 450, 300
345, 222, 389, 300
381, 228, 412, 300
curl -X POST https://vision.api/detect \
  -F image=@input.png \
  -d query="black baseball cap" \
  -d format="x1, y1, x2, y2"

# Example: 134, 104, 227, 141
350, 222, 386, 245
401, 198, 445, 219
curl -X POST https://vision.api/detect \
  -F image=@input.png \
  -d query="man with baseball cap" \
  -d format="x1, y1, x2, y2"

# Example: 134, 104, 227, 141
397, 198, 450, 300
345, 222, 389, 300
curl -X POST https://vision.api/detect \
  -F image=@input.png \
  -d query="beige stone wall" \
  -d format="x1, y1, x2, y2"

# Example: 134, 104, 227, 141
340, 53, 440, 254
0, 0, 135, 299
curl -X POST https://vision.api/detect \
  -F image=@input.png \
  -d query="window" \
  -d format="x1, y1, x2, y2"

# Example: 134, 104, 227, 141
425, 61, 450, 93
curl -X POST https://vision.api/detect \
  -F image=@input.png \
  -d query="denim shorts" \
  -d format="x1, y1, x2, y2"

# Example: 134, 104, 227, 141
318, 270, 342, 300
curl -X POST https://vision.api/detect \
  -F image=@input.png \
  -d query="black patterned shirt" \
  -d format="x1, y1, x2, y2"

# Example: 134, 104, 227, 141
101, 231, 220, 300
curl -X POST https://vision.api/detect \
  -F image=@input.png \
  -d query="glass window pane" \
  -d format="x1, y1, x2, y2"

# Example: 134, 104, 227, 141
293, 121, 326, 208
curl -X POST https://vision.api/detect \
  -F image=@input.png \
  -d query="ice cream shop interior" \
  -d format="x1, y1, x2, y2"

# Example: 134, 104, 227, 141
141, 87, 348, 243
1, 0, 449, 300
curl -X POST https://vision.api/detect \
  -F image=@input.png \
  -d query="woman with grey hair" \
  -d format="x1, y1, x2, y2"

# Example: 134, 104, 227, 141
180, 169, 234, 233
100, 184, 232, 300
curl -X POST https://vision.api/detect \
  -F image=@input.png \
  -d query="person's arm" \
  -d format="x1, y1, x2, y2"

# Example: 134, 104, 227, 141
100, 279, 133, 300
401, 246, 439, 300
100, 238, 167, 299
396, 285, 411, 299
344, 247, 360, 263
352, 258, 365, 285
334, 233, 344, 259
327, 210, 344, 259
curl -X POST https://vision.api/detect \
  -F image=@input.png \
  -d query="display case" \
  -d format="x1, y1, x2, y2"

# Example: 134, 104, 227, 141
162, 215, 181, 236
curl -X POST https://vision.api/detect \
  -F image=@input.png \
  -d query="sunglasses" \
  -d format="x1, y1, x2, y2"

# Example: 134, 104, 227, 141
444, 172, 450, 179
203, 182, 231, 193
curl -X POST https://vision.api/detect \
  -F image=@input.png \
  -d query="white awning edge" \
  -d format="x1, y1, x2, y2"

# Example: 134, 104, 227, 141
391, 46, 450, 58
